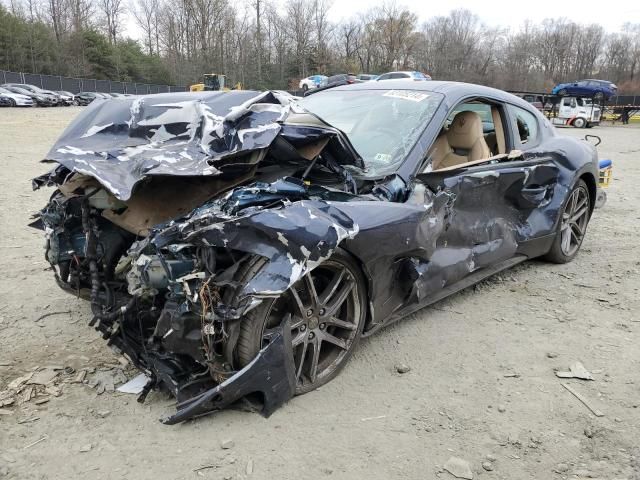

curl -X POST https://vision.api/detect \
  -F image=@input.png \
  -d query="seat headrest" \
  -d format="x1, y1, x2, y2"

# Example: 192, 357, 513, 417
447, 111, 485, 150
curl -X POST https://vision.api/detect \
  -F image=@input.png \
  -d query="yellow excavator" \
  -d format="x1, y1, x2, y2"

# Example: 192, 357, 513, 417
190, 74, 242, 92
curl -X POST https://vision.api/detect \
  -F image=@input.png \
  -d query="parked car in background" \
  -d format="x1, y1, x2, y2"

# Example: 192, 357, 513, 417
2, 86, 56, 106
75, 92, 109, 106
552, 79, 617, 100
518, 94, 544, 111
2, 83, 61, 105
356, 74, 378, 81
40, 89, 63, 105
377, 71, 432, 81
56, 91, 75, 105
303, 74, 363, 96
327, 74, 360, 86
0, 86, 34, 107
298, 75, 328, 92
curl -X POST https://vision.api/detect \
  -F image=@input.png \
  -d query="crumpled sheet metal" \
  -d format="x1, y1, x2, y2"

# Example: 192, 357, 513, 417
155, 198, 360, 298
42, 90, 294, 201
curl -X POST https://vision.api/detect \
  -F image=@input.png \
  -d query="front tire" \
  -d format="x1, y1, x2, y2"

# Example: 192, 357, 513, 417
573, 117, 586, 128
236, 248, 366, 394
9, 98, 16, 107
544, 179, 591, 264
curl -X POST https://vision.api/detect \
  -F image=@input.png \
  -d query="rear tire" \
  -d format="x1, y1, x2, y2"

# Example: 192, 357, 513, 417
543, 180, 591, 264
236, 248, 366, 395
9, 98, 16, 107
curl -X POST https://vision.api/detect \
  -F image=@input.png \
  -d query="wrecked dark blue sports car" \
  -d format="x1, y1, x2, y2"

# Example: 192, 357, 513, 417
32, 81, 601, 424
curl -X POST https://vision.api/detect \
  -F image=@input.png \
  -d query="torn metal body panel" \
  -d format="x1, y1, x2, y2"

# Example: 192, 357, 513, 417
31, 81, 601, 423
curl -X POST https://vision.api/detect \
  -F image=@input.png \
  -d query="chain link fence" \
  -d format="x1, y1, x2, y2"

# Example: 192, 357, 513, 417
1, 70, 188, 95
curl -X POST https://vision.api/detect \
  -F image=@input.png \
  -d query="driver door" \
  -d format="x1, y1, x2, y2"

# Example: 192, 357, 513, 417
403, 100, 560, 308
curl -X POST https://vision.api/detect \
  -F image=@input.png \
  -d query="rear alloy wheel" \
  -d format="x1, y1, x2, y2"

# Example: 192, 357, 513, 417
544, 180, 591, 263
236, 249, 366, 394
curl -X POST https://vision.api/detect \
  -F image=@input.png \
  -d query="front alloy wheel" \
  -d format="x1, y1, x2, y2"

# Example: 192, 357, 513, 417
236, 249, 366, 394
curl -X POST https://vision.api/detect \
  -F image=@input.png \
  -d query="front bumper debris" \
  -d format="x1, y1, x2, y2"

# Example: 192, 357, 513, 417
161, 317, 296, 424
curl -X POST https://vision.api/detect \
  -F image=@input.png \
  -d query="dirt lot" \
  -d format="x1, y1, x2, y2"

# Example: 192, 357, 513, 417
0, 106, 638, 480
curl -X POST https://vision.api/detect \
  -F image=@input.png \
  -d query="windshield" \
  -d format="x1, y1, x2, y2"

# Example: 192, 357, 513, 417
298, 89, 443, 176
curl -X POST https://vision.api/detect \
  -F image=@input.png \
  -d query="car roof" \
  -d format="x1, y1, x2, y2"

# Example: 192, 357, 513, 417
329, 79, 532, 106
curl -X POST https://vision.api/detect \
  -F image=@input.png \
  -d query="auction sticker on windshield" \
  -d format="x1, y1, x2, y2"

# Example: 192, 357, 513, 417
383, 90, 430, 102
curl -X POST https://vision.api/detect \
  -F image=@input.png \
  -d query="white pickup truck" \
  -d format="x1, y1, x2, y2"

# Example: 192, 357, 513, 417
550, 97, 601, 128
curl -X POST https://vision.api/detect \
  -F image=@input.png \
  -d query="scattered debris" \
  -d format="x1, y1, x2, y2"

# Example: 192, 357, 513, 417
0, 408, 13, 416
34, 397, 50, 405
35, 310, 71, 322
72, 370, 87, 384
503, 373, 520, 378
395, 363, 411, 374
17, 416, 40, 424
443, 457, 473, 479
481, 462, 494, 471
361, 415, 386, 422
88, 368, 127, 394
486, 454, 497, 462
556, 362, 594, 380
221, 439, 235, 450
546, 352, 559, 359
79, 443, 93, 453
246, 459, 254, 475
555, 463, 569, 473
23, 435, 48, 450
561, 383, 604, 417
193, 465, 217, 472
28, 367, 59, 386
497, 404, 506, 413
116, 373, 149, 394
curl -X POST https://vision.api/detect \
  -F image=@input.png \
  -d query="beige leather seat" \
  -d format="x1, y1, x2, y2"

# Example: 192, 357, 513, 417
437, 111, 491, 169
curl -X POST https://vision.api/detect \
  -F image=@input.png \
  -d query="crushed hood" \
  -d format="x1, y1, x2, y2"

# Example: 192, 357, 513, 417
40, 91, 364, 201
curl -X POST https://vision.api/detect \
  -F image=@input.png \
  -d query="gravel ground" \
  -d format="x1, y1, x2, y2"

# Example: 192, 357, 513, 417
0, 107, 638, 480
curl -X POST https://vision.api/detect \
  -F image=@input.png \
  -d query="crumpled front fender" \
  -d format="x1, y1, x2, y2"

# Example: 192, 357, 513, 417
153, 199, 360, 298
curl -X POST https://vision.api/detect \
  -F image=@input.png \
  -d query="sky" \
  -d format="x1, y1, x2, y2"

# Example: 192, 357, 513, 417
124, 0, 639, 40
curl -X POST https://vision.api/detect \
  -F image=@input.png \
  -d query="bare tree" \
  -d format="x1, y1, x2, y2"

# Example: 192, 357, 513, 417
132, 0, 159, 54
98, 0, 125, 44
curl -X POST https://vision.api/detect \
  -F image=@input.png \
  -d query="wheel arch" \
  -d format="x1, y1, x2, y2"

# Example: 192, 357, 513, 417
579, 171, 597, 214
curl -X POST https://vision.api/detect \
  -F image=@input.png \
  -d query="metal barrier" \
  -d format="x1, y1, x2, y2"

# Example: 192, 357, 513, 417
0, 70, 188, 94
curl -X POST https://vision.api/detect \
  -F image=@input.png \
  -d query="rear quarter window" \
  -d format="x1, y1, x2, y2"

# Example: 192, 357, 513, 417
508, 105, 539, 146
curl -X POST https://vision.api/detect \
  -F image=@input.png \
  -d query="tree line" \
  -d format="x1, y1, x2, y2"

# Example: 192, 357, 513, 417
1, 0, 639, 93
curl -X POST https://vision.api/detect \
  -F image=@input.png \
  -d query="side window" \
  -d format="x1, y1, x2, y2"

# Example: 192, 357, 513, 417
377, 73, 390, 80
508, 105, 539, 146
446, 103, 493, 132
